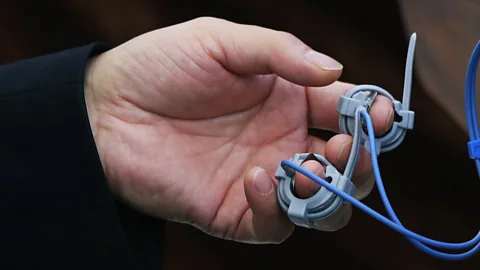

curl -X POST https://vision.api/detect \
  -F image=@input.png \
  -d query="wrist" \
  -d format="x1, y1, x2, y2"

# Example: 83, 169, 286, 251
84, 56, 101, 140
84, 52, 109, 171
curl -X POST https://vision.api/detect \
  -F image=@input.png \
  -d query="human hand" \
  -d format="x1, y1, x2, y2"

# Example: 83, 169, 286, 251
84, 17, 394, 244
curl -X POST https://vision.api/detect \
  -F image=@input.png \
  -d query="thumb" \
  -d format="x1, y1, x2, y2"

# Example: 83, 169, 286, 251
189, 17, 343, 86
243, 167, 294, 243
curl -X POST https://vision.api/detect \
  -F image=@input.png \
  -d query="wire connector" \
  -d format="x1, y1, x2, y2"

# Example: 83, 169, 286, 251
468, 140, 480, 159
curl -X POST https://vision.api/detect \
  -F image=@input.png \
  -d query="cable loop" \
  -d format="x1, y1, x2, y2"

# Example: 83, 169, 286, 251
274, 33, 480, 260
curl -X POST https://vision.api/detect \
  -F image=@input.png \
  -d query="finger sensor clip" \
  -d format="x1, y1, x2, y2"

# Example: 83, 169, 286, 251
275, 153, 355, 228
337, 34, 417, 156
275, 33, 417, 229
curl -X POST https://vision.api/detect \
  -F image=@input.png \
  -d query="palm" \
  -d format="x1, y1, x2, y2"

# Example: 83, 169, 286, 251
100, 52, 309, 235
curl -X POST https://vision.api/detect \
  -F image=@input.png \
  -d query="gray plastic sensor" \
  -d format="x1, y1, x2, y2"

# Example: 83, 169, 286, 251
336, 33, 417, 156
274, 33, 417, 229
275, 153, 356, 229
337, 85, 415, 155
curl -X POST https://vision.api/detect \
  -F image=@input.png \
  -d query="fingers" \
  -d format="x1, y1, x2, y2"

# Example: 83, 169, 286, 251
294, 160, 325, 199
190, 17, 343, 86
242, 167, 294, 243
243, 126, 378, 242
244, 161, 353, 242
294, 136, 325, 198
324, 134, 376, 200
307, 81, 395, 135
307, 134, 375, 200
291, 155, 353, 231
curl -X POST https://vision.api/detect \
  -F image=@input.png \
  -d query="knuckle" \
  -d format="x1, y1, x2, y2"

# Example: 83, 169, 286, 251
276, 31, 297, 41
191, 16, 229, 28
274, 31, 311, 57
276, 31, 303, 47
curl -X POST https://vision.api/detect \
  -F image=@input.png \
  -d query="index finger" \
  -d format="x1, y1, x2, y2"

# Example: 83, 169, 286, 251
187, 17, 344, 86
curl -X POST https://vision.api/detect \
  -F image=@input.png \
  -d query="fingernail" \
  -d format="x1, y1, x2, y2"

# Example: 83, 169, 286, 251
310, 169, 323, 192
336, 141, 351, 165
385, 108, 394, 133
305, 50, 343, 71
253, 168, 273, 195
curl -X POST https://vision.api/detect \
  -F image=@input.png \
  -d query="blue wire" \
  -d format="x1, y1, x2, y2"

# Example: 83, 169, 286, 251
465, 41, 480, 178
362, 110, 480, 260
280, 40, 480, 261
282, 111, 480, 260
466, 41, 480, 140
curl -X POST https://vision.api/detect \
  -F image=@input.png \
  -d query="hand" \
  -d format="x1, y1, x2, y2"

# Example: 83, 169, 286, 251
84, 17, 393, 244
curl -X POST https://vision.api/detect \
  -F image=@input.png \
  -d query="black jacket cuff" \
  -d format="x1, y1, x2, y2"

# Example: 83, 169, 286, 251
0, 43, 138, 269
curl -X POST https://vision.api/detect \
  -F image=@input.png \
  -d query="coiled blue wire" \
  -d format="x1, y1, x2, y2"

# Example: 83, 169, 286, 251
280, 40, 480, 260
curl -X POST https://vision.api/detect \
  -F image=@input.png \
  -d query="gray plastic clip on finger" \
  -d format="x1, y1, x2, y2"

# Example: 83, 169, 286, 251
275, 153, 356, 229
274, 33, 417, 230
336, 33, 417, 156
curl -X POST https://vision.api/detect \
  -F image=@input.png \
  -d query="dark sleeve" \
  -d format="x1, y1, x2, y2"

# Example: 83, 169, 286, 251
0, 45, 165, 270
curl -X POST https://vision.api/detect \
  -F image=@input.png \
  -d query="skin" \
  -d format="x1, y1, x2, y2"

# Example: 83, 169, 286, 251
84, 17, 394, 244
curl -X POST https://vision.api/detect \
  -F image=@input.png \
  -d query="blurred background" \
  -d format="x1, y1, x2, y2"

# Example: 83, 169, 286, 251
1, 0, 480, 269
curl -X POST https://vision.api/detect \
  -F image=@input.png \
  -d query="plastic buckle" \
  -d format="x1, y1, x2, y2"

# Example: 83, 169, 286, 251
275, 153, 355, 229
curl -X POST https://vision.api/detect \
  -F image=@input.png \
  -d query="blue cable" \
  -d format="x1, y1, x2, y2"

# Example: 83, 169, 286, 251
280, 40, 480, 261
466, 41, 480, 140
466, 41, 480, 177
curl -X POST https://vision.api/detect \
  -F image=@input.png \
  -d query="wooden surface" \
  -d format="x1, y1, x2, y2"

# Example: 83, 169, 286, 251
1, 1, 479, 269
